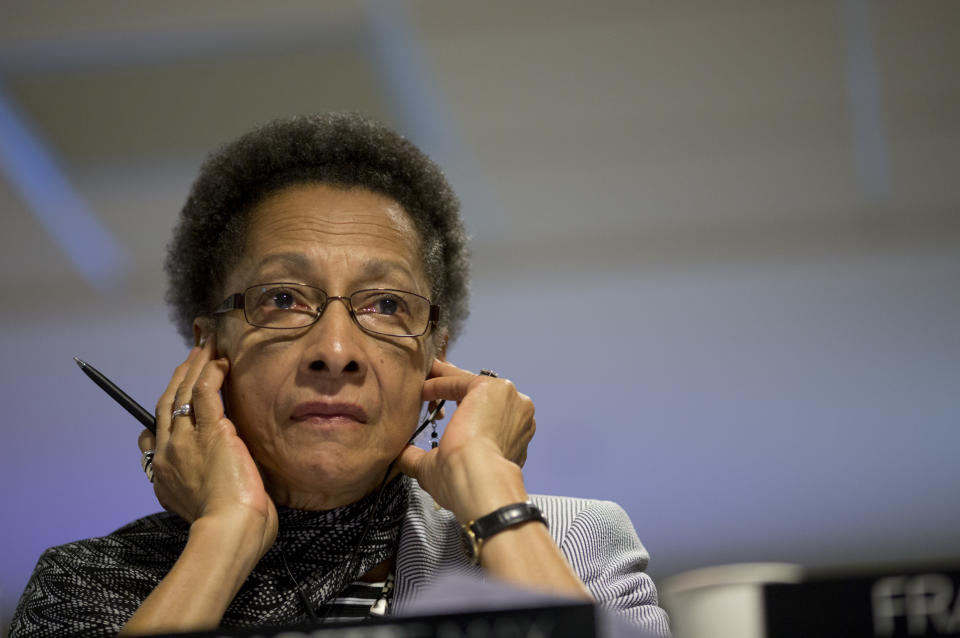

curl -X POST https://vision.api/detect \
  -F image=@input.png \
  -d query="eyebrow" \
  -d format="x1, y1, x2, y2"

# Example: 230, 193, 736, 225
251, 252, 418, 287
358, 259, 417, 282
253, 252, 312, 275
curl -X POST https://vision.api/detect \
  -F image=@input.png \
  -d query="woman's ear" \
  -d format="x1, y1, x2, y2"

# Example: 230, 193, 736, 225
434, 333, 448, 362
192, 317, 214, 348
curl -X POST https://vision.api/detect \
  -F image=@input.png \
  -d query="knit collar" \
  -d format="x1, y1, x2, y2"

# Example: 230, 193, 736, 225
224, 475, 410, 626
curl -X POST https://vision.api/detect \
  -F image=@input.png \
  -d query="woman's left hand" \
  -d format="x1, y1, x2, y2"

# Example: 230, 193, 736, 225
395, 359, 536, 523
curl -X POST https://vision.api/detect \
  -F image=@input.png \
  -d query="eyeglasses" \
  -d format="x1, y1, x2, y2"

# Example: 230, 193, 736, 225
213, 282, 440, 338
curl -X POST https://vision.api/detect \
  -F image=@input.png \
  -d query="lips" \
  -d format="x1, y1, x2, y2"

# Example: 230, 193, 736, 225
290, 401, 369, 424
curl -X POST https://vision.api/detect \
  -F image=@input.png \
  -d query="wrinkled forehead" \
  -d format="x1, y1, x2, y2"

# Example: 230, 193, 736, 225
231, 183, 429, 290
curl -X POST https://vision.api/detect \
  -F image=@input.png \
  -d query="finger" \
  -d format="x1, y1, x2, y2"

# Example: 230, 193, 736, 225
428, 358, 475, 379
138, 429, 156, 453
421, 374, 473, 403
395, 444, 427, 480
155, 347, 201, 446
193, 356, 229, 433
171, 340, 215, 430
422, 372, 503, 403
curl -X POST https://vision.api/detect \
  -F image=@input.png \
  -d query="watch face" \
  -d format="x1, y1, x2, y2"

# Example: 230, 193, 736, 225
460, 526, 480, 564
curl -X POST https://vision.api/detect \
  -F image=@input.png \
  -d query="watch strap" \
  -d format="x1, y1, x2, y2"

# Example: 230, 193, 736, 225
470, 501, 547, 539
461, 501, 548, 564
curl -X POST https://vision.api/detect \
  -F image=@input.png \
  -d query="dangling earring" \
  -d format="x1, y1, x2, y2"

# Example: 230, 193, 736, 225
418, 399, 446, 511
428, 411, 442, 510
413, 400, 444, 450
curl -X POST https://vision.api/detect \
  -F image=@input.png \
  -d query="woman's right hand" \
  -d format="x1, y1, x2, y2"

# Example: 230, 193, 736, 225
137, 335, 278, 560
123, 335, 278, 634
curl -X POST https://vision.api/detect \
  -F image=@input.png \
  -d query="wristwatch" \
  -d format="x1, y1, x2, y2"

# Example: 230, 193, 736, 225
460, 501, 548, 565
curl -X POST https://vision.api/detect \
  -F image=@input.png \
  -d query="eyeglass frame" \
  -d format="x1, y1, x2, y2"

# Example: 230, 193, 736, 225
212, 282, 441, 338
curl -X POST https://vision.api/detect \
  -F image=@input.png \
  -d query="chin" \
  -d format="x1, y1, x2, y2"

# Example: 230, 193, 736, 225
283, 450, 387, 491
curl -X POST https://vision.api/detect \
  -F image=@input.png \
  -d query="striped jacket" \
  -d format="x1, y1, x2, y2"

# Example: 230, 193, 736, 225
395, 482, 671, 636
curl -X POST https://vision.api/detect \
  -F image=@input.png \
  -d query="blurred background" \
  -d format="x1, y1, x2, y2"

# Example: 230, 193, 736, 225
1, 0, 958, 629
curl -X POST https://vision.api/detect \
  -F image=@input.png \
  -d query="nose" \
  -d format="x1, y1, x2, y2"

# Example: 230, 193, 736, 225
303, 297, 365, 377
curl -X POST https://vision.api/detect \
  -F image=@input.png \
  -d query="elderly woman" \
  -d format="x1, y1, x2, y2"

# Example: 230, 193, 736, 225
10, 114, 669, 637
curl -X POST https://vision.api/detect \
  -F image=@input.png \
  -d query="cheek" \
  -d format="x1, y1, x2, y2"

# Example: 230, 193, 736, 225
377, 350, 429, 422
222, 366, 289, 457
220, 335, 292, 427
221, 372, 257, 432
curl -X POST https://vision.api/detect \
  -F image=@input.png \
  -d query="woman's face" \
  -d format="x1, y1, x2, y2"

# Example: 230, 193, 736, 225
211, 183, 435, 509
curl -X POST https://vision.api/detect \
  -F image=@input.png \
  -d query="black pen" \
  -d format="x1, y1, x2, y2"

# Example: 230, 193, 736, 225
74, 357, 156, 433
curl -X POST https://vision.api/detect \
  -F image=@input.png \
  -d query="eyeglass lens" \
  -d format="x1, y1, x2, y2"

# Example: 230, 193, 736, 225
243, 283, 430, 336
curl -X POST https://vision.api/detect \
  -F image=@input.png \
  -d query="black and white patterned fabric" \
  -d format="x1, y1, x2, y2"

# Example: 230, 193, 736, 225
9, 477, 408, 637
10, 478, 671, 637
394, 485, 672, 637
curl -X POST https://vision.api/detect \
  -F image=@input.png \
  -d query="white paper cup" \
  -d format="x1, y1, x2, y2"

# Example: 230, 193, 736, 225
660, 563, 804, 638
